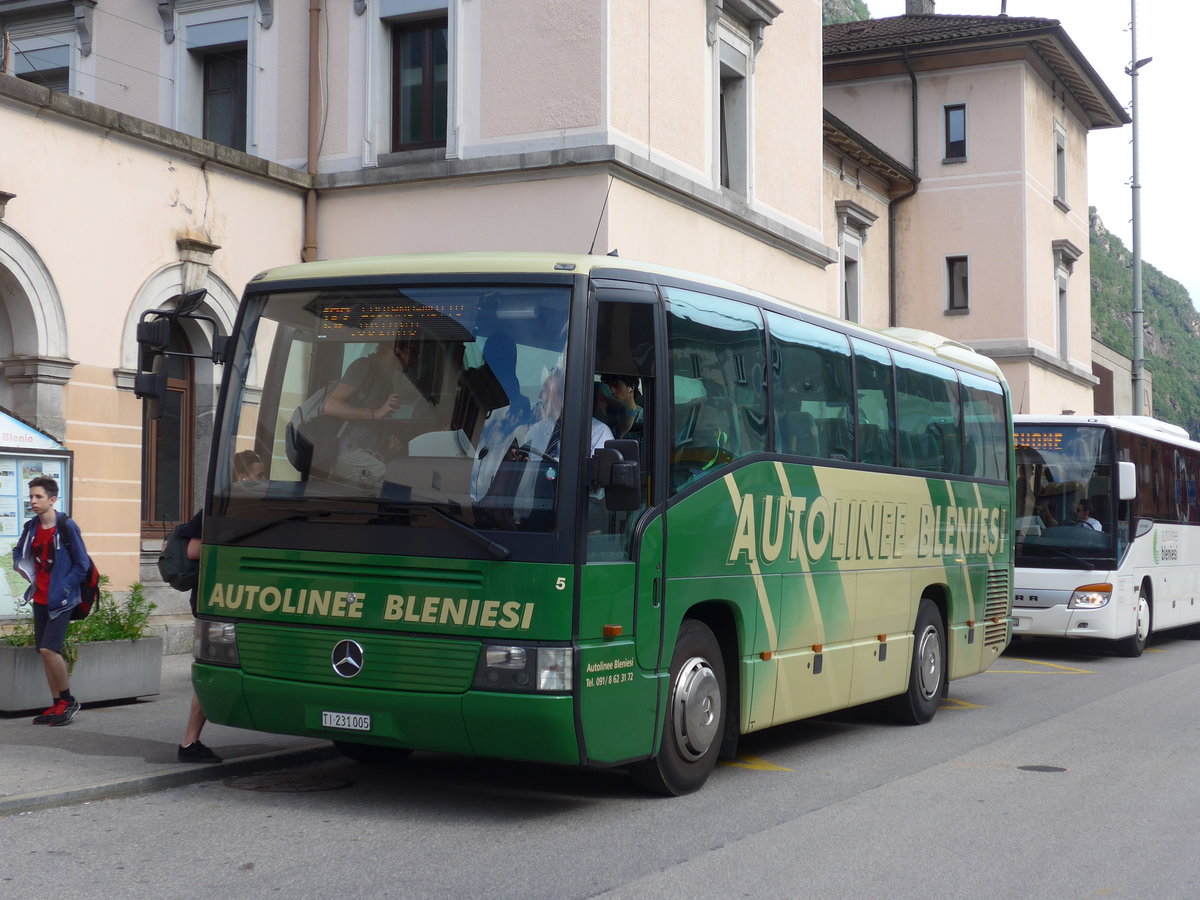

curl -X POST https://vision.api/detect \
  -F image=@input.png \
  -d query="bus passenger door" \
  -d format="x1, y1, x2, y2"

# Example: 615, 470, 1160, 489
576, 286, 667, 763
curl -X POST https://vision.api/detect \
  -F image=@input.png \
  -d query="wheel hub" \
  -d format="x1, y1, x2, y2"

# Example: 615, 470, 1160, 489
670, 657, 722, 761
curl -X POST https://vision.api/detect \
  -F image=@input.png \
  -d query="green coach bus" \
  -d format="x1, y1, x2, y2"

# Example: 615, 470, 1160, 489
178, 252, 1013, 795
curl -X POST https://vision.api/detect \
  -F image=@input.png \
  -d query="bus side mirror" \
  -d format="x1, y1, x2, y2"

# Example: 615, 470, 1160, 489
1118, 461, 1137, 500
592, 440, 641, 511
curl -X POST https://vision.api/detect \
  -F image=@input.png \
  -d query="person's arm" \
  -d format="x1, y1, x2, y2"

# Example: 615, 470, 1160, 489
322, 381, 397, 421
58, 518, 90, 594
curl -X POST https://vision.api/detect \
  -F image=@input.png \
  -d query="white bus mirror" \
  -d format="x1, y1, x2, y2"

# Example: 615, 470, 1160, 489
1117, 461, 1137, 500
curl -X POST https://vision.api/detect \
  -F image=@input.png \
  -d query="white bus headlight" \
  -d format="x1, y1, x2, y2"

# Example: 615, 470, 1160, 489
475, 644, 573, 693
536, 648, 572, 692
194, 620, 240, 665
1068, 583, 1113, 610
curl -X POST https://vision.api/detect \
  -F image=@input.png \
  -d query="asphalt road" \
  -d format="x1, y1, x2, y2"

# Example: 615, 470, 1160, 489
4, 632, 1200, 900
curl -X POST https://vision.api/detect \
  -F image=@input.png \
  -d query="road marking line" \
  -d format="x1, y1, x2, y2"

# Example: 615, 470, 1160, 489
941, 697, 984, 710
991, 658, 1094, 674
720, 754, 793, 772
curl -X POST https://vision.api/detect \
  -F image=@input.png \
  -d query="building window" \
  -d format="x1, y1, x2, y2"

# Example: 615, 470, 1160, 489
200, 46, 248, 151
946, 256, 969, 313
707, 0, 780, 197
1053, 240, 1082, 361
1054, 122, 1068, 210
944, 104, 966, 162
835, 201, 877, 324
173, 6, 254, 153
391, 18, 448, 150
11, 40, 70, 93
718, 36, 750, 193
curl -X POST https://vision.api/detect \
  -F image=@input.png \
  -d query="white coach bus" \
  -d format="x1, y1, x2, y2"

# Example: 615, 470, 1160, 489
1012, 414, 1200, 656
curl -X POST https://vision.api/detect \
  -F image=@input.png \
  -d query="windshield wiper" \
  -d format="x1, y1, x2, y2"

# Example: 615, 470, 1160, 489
1016, 542, 1096, 570
370, 499, 511, 560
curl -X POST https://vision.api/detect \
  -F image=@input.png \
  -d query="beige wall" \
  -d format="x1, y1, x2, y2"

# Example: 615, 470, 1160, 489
754, 0, 824, 232
826, 57, 1098, 417
480, 0, 604, 141
0, 89, 304, 594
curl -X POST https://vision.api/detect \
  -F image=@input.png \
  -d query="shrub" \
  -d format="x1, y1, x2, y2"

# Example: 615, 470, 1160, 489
1, 579, 156, 671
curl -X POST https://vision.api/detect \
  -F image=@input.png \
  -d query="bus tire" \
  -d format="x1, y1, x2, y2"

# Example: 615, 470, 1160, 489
333, 740, 413, 765
886, 598, 944, 725
1115, 586, 1151, 657
630, 619, 726, 796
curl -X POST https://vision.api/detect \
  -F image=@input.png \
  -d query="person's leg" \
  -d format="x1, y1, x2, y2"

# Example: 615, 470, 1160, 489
37, 610, 79, 725
178, 692, 222, 763
181, 692, 206, 746
39, 647, 69, 695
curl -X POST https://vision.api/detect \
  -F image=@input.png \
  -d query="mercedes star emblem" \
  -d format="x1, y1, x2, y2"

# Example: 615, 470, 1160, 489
331, 639, 365, 678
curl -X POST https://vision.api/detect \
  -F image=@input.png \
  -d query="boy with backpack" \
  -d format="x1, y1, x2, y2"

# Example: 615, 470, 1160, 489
11, 476, 90, 726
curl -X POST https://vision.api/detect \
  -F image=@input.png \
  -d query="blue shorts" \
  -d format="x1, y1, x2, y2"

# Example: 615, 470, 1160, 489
33, 603, 71, 655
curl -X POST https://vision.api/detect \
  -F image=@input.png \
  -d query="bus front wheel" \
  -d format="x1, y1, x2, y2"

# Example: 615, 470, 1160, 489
886, 598, 944, 725
1115, 586, 1151, 657
630, 619, 726, 796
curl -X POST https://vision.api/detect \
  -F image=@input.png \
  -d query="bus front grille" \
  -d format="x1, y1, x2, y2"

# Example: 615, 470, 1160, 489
984, 568, 1011, 647
235, 622, 480, 693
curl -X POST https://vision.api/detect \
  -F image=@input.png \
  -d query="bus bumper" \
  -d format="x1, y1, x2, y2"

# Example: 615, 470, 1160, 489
1011, 604, 1126, 641
193, 663, 580, 765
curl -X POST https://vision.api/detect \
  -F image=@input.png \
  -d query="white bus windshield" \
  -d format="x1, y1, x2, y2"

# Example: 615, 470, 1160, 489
216, 282, 573, 532
1014, 425, 1116, 564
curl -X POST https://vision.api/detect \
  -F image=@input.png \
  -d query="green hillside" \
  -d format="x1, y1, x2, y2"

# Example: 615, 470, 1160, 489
1090, 208, 1200, 438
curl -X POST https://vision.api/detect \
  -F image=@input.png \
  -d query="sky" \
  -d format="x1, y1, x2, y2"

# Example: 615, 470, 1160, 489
863, 0, 1199, 304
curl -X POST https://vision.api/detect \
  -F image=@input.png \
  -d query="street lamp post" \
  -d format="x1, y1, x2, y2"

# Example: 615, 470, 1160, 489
1128, 0, 1151, 416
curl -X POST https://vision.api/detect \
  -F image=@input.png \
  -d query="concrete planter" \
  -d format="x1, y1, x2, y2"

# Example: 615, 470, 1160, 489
0, 637, 163, 712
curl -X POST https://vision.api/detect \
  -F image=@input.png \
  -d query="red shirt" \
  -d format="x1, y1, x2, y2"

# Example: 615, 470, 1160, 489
31, 524, 56, 606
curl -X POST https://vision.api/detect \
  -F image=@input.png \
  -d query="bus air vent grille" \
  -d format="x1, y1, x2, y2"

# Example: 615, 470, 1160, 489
235, 623, 479, 693
983, 568, 1011, 647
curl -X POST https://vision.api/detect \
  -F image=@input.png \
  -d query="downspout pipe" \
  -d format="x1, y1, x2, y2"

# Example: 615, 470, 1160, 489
888, 49, 920, 327
302, 0, 321, 262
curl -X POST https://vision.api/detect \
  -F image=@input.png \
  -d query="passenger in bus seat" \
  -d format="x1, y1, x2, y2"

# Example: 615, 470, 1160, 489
510, 368, 614, 523
599, 373, 643, 439
470, 333, 534, 501
323, 338, 420, 489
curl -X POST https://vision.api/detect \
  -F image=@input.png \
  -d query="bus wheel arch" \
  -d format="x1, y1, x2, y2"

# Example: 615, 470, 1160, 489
630, 612, 731, 796
1116, 580, 1153, 657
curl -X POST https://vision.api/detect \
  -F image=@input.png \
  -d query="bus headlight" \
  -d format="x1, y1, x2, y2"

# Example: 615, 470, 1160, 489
1068, 583, 1113, 610
194, 620, 240, 665
474, 644, 573, 693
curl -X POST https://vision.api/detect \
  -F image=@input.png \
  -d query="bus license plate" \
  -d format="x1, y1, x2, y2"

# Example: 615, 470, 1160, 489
321, 711, 371, 732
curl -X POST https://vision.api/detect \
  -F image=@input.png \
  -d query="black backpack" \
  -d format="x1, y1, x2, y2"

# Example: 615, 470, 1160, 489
53, 516, 101, 621
158, 521, 199, 592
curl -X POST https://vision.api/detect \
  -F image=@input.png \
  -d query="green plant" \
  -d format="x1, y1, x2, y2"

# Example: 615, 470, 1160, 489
0, 579, 157, 672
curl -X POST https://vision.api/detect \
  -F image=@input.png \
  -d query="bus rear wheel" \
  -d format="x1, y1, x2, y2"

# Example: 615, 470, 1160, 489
333, 740, 413, 765
1115, 586, 1151, 657
630, 619, 726, 796
886, 598, 944, 725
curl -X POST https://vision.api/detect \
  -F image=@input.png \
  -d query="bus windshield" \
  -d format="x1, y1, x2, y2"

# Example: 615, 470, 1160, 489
215, 281, 573, 533
1014, 424, 1116, 565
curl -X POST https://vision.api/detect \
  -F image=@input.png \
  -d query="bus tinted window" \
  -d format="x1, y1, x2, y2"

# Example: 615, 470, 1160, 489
853, 339, 894, 466
961, 371, 1007, 480
894, 350, 960, 473
766, 312, 853, 460
666, 288, 766, 491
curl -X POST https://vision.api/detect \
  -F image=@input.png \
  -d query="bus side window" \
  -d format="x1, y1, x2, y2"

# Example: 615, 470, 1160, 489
766, 311, 852, 461
893, 349, 961, 474
666, 288, 766, 493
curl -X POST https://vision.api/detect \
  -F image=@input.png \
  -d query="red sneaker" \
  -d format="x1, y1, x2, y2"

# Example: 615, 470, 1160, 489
32, 698, 67, 725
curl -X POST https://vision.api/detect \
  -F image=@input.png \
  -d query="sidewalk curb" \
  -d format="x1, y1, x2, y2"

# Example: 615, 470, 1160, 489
0, 743, 339, 818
